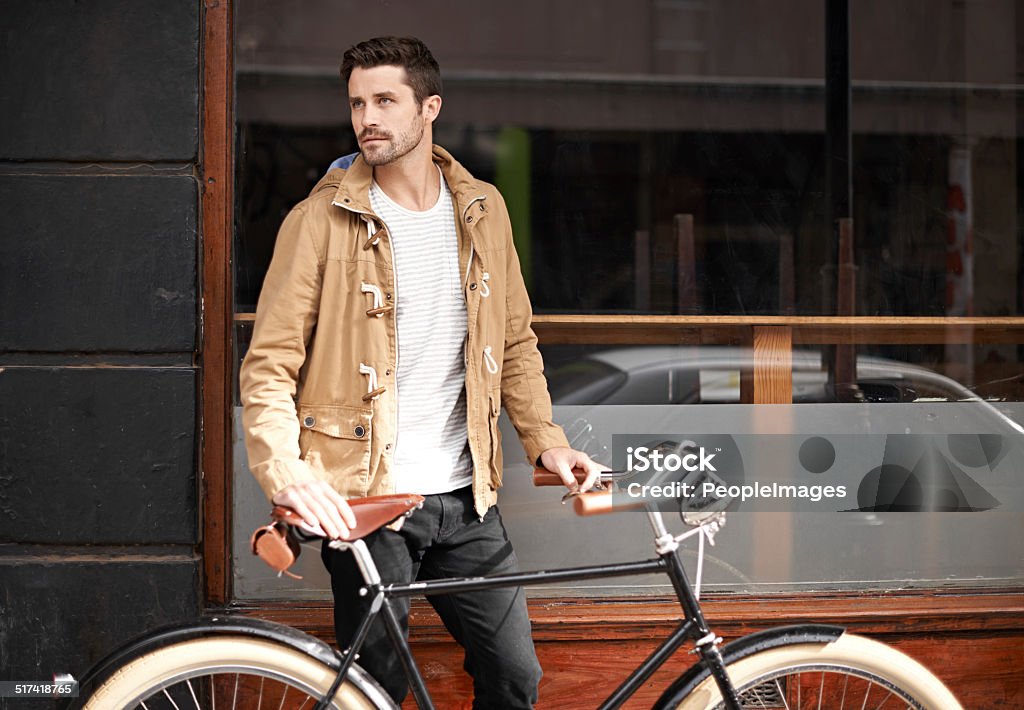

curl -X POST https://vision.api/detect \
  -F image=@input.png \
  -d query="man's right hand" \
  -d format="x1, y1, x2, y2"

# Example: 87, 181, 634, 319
271, 479, 357, 540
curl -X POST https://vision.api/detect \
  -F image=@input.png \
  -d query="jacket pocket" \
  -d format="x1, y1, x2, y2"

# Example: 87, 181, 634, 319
297, 404, 372, 493
487, 388, 503, 489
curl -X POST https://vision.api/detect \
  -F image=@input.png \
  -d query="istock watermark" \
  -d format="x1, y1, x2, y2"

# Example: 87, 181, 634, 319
608, 433, 1016, 513
625, 445, 718, 473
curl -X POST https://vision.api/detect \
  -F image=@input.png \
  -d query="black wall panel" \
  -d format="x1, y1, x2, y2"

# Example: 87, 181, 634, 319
0, 0, 200, 161
0, 175, 197, 352
0, 367, 197, 545
0, 557, 199, 710
0, 0, 204, 700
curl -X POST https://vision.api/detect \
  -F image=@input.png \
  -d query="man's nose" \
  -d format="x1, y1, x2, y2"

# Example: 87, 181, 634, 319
361, 105, 380, 126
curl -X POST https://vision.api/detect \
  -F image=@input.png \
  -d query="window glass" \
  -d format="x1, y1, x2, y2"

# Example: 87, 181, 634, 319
232, 0, 1023, 599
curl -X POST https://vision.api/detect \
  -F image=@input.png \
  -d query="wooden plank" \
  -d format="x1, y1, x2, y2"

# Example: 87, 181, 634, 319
674, 214, 696, 313
238, 591, 1024, 709
235, 590, 1024, 641
528, 316, 1024, 345
753, 326, 793, 404
201, 0, 234, 606
836, 217, 856, 317
634, 229, 651, 311
236, 312, 1024, 344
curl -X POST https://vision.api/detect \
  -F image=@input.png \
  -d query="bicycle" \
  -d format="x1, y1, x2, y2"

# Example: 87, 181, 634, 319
71, 469, 962, 709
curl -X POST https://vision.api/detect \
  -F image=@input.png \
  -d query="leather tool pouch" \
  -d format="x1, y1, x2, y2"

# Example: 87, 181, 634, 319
250, 521, 303, 579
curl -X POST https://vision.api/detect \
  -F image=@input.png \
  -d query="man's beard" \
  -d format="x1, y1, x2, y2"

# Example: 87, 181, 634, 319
359, 116, 425, 166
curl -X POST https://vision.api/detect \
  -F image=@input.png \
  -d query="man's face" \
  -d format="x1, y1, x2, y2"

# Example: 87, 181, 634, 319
348, 65, 430, 167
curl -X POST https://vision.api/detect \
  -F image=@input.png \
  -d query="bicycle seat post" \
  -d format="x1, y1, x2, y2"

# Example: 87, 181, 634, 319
329, 538, 382, 589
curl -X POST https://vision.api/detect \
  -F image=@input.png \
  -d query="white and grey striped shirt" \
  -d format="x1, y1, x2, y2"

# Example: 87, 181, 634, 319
370, 169, 473, 494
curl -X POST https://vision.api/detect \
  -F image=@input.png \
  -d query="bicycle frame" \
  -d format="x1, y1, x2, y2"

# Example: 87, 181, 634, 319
319, 506, 745, 710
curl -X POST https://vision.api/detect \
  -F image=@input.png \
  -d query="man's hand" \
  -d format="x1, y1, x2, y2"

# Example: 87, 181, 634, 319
539, 447, 608, 494
271, 479, 357, 540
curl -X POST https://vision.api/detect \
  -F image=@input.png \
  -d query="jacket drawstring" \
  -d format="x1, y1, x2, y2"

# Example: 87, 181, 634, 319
359, 363, 387, 401
480, 272, 491, 297
361, 282, 392, 317
482, 346, 499, 375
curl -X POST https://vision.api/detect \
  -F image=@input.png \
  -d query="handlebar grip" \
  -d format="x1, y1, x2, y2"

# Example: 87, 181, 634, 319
572, 490, 646, 516
532, 467, 588, 487
572, 490, 615, 515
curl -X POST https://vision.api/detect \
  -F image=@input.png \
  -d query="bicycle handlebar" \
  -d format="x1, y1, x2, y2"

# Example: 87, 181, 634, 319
531, 467, 589, 486
532, 467, 645, 516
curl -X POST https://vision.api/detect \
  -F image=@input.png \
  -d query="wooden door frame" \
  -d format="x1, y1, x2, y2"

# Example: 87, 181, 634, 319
200, 0, 233, 606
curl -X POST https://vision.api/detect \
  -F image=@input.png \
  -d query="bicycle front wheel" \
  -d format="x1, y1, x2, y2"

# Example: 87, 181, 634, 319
81, 636, 393, 709
667, 633, 961, 710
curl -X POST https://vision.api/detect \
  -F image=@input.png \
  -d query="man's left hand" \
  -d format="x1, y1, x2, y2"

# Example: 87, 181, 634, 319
539, 447, 607, 494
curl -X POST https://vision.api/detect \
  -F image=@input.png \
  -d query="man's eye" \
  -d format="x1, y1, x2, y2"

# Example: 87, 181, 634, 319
351, 100, 363, 109
380, 97, 393, 104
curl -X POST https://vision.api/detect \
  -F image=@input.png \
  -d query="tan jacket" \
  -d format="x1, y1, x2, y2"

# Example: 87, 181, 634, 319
240, 146, 569, 517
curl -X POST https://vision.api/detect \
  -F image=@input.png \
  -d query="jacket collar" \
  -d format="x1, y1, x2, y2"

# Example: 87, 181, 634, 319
328, 144, 480, 214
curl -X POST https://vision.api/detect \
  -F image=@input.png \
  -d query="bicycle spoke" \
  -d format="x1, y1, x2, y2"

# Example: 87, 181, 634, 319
839, 673, 849, 710
163, 688, 182, 710
860, 682, 871, 710
817, 671, 825, 710
277, 684, 288, 710
186, 678, 201, 709
776, 679, 792, 710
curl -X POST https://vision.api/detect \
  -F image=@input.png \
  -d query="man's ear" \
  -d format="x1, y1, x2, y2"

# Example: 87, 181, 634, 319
422, 95, 442, 124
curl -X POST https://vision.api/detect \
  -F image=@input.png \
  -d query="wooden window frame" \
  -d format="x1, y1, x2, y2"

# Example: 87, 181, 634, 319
200, 3, 1024, 703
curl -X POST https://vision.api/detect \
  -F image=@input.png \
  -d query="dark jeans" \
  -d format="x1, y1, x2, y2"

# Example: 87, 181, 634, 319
320, 485, 542, 709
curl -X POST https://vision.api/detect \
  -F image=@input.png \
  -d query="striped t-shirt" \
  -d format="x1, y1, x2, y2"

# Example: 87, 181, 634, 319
369, 169, 473, 494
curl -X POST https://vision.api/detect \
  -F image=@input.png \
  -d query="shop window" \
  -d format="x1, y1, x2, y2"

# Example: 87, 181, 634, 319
231, 0, 1024, 600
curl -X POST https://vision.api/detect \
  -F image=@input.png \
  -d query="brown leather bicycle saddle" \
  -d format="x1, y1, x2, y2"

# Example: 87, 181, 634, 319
271, 493, 425, 541
251, 494, 425, 578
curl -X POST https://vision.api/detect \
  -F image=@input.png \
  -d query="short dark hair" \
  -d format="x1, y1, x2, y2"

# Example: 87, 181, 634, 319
340, 36, 442, 105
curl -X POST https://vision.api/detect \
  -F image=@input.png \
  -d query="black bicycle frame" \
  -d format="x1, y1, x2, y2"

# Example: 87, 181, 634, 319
318, 539, 744, 710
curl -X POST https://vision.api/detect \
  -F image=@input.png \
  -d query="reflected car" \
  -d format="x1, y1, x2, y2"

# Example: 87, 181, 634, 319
546, 346, 1006, 406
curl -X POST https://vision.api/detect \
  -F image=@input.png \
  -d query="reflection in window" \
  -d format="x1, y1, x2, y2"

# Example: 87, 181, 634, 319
231, 1, 1024, 598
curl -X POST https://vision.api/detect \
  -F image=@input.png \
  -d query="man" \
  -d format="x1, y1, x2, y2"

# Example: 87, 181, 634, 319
240, 36, 602, 707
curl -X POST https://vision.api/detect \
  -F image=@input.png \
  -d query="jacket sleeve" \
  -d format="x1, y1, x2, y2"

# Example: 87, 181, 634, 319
496, 195, 571, 463
239, 204, 323, 500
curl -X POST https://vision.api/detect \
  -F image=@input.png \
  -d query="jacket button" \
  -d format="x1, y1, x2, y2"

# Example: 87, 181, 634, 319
303, 416, 315, 427
466, 215, 474, 223
470, 283, 477, 290
385, 368, 392, 376
385, 443, 392, 452
386, 293, 393, 300
479, 203, 486, 211
354, 425, 365, 438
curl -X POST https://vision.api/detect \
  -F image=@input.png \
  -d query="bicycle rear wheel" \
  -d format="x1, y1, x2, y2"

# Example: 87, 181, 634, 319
664, 633, 961, 710
80, 636, 393, 709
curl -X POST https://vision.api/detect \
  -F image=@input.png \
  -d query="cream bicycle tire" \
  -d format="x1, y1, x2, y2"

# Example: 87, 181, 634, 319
81, 636, 391, 709
670, 633, 961, 710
